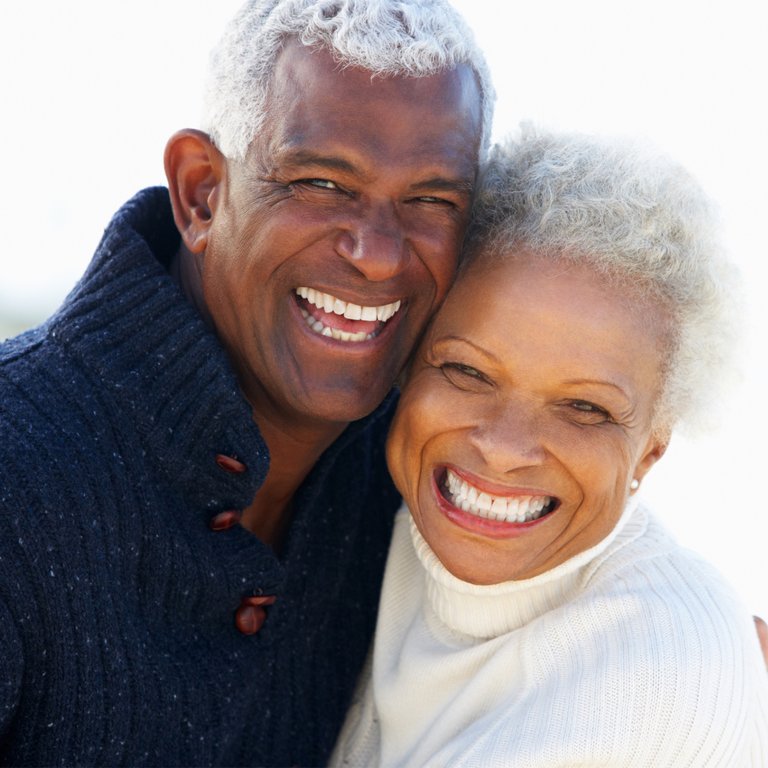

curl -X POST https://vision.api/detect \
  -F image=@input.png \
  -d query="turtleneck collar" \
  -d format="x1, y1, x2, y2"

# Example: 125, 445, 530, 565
410, 496, 646, 640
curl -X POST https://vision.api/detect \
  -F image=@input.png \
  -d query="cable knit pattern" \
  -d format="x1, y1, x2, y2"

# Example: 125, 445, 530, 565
333, 505, 768, 767
0, 187, 401, 767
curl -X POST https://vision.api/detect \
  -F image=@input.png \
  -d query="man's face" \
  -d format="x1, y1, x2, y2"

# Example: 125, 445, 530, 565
201, 40, 482, 431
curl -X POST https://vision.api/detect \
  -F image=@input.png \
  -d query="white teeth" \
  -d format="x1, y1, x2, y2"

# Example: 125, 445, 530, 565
476, 492, 492, 512
296, 287, 402, 323
443, 468, 554, 524
300, 308, 373, 343
346, 302, 362, 320
377, 301, 401, 322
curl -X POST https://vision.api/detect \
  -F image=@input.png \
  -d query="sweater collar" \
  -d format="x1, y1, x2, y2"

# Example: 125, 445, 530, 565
49, 187, 267, 512
410, 496, 646, 640
49, 187, 396, 517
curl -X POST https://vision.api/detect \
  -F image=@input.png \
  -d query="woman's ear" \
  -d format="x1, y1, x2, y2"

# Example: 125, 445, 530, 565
164, 129, 226, 254
632, 436, 669, 490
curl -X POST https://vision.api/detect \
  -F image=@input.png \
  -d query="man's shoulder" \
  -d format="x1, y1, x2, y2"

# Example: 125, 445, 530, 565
0, 322, 104, 492
0, 322, 49, 366
0, 322, 61, 425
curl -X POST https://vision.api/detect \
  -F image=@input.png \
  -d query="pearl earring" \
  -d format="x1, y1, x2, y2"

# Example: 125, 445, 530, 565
630, 479, 640, 491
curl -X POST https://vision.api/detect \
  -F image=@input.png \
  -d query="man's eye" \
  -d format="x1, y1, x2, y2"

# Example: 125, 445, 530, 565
414, 195, 452, 205
298, 178, 340, 190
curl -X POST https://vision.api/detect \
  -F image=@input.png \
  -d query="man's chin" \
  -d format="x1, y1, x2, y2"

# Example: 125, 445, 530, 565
302, 385, 395, 426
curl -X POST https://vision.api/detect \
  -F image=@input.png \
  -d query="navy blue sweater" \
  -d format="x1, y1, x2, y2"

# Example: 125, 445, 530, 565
0, 188, 400, 767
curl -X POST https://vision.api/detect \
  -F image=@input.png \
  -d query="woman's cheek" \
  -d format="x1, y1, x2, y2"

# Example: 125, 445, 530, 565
386, 376, 442, 501
385, 403, 416, 501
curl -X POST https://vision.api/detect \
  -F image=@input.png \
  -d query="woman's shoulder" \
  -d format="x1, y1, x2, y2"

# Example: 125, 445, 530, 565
584, 504, 736, 601
573, 504, 753, 653
516, 506, 768, 764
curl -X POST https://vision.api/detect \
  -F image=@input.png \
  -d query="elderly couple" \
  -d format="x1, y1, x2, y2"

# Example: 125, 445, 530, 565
1, 1, 766, 765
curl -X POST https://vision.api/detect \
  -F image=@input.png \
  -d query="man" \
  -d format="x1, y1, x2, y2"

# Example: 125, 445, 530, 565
0, 1, 492, 765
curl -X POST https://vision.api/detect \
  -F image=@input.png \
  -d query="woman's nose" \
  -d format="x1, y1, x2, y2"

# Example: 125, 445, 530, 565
468, 399, 547, 472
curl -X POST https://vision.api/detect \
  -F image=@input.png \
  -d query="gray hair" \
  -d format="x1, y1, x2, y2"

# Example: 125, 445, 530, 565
202, 0, 495, 161
466, 126, 741, 438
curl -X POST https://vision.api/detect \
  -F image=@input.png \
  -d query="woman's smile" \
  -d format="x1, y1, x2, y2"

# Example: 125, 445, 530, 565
434, 467, 559, 536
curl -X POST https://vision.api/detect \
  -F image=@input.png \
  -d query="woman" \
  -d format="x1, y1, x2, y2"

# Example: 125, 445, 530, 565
332, 129, 768, 766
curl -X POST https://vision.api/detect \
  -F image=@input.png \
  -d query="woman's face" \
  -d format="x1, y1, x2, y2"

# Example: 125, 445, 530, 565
386, 251, 669, 584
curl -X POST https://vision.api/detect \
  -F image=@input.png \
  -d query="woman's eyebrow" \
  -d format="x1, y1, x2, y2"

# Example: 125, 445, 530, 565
561, 378, 633, 403
432, 334, 499, 361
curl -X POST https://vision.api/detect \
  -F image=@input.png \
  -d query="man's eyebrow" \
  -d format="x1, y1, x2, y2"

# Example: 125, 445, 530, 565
281, 150, 358, 176
409, 177, 475, 196
280, 151, 474, 194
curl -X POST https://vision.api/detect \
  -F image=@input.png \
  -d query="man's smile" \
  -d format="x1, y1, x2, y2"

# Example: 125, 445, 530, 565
296, 286, 403, 343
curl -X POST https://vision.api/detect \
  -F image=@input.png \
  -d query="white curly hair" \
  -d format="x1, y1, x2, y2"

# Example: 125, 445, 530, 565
202, 0, 495, 161
465, 126, 741, 439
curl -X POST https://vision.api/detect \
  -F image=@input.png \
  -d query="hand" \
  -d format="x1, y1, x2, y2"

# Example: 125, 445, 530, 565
754, 616, 768, 670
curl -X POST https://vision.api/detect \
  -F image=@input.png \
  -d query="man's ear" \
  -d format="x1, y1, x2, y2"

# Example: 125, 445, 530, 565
164, 129, 226, 254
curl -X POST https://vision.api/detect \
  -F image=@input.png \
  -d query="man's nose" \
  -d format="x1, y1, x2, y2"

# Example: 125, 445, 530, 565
334, 204, 409, 282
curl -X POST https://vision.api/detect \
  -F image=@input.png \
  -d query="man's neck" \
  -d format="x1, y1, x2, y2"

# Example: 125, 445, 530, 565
240, 416, 347, 549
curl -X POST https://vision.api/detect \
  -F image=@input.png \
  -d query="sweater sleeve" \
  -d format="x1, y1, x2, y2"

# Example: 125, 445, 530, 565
0, 596, 23, 739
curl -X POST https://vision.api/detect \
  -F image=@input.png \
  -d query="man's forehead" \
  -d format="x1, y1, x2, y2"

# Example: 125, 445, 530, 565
271, 36, 480, 110
262, 40, 482, 168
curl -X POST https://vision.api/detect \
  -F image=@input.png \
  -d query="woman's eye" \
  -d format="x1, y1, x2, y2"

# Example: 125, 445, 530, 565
440, 362, 488, 386
568, 400, 613, 422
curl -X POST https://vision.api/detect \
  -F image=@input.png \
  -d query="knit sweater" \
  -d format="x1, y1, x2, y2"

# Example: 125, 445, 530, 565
0, 187, 401, 767
332, 503, 768, 767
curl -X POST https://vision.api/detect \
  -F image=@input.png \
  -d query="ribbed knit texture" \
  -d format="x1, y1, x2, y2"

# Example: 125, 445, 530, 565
0, 187, 401, 767
333, 505, 768, 767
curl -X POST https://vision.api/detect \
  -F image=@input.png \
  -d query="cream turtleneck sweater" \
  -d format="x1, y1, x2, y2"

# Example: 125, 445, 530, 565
332, 501, 768, 767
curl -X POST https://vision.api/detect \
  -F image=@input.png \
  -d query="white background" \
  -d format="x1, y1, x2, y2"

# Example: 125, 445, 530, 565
1, 2, 765, 620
